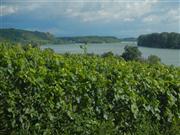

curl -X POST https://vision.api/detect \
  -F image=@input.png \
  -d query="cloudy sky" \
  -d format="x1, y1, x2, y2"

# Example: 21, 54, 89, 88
0, 0, 180, 37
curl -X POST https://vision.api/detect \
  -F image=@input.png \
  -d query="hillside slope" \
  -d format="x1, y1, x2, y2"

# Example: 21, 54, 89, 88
0, 28, 121, 44
0, 28, 55, 44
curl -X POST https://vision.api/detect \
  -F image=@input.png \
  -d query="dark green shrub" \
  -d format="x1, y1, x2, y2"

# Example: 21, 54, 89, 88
122, 46, 142, 61
147, 55, 161, 64
101, 51, 114, 58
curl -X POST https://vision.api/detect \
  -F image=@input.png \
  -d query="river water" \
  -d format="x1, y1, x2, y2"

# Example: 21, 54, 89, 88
41, 42, 180, 66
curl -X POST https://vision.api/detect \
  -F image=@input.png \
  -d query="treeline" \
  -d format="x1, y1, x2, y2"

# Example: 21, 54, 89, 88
0, 43, 179, 135
0, 28, 121, 45
138, 32, 180, 49
101, 46, 161, 64
121, 37, 137, 42
55, 36, 121, 44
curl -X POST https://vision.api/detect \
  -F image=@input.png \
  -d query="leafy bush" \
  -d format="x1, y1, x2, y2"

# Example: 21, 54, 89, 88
121, 46, 142, 61
147, 55, 161, 64
0, 44, 179, 135
101, 51, 114, 58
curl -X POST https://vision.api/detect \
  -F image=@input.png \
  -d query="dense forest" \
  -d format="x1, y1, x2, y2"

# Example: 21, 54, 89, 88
0, 28, 121, 44
138, 32, 180, 49
0, 43, 179, 135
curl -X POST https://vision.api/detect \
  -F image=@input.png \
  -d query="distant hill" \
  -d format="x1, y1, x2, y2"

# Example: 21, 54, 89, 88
56, 36, 121, 44
121, 37, 137, 42
0, 28, 55, 44
0, 28, 121, 45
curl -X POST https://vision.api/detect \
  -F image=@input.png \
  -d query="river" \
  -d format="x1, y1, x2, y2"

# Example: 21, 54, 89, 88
41, 42, 180, 66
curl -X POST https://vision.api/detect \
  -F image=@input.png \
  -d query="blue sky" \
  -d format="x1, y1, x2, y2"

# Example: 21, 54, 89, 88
0, 0, 180, 37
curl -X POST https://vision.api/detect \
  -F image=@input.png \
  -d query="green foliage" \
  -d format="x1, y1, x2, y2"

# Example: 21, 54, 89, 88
80, 44, 88, 54
60, 36, 121, 44
0, 28, 54, 45
121, 38, 137, 42
101, 51, 114, 58
121, 46, 142, 61
147, 55, 161, 64
138, 32, 180, 49
0, 43, 180, 135
0, 29, 121, 45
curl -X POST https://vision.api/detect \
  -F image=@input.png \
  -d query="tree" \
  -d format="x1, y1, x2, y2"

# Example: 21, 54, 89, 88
80, 44, 88, 54
121, 46, 142, 61
137, 32, 180, 49
147, 55, 161, 64
102, 51, 114, 57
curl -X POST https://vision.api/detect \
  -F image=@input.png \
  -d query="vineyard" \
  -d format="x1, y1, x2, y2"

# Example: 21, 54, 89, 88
0, 44, 179, 135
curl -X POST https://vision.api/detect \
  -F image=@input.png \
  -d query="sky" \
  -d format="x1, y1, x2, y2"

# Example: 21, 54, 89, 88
0, 0, 180, 37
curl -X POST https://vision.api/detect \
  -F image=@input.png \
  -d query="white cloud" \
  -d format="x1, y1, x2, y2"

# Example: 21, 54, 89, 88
2, 0, 158, 22
2, 0, 179, 25
64, 0, 159, 22
166, 9, 180, 22
0, 5, 18, 16
143, 15, 160, 23
0, 2, 41, 16
143, 8, 180, 24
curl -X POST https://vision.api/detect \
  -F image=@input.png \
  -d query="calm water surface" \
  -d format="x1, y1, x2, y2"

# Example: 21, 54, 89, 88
41, 42, 180, 66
